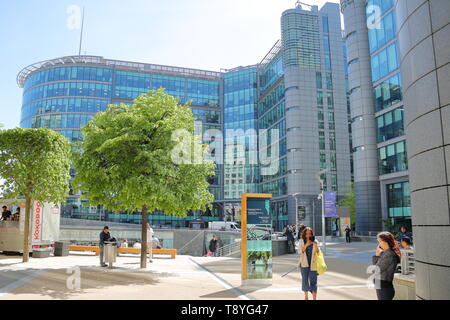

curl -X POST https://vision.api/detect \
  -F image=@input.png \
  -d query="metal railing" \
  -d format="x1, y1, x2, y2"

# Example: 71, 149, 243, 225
216, 240, 241, 257
400, 249, 415, 275
177, 231, 205, 255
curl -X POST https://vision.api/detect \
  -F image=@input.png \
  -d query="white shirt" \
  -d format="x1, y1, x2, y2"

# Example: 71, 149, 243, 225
133, 242, 141, 249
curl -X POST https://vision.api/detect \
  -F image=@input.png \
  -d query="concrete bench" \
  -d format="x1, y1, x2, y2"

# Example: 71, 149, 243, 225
117, 247, 177, 258
69, 245, 100, 256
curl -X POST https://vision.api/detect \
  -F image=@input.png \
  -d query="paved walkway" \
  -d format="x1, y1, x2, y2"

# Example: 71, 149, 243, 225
0, 242, 377, 300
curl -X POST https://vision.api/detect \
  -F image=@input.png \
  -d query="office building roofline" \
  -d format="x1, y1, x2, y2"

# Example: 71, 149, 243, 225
17, 55, 224, 88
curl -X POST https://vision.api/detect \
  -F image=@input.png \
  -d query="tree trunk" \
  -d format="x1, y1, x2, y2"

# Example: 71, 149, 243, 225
23, 196, 32, 263
140, 205, 148, 269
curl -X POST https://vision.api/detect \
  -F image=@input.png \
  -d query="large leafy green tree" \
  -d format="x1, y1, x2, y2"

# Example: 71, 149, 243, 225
72, 89, 215, 268
0, 128, 71, 262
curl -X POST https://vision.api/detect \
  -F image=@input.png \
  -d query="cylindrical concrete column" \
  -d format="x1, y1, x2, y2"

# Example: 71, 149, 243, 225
396, 0, 450, 300
341, 0, 382, 233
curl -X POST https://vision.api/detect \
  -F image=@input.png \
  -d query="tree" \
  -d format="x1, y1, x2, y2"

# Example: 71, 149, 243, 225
72, 89, 215, 268
0, 128, 71, 262
338, 182, 356, 229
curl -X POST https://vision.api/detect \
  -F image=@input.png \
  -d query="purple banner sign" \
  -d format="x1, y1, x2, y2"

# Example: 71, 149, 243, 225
324, 191, 338, 218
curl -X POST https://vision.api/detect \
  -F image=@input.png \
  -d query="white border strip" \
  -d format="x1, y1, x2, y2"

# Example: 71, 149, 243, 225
187, 258, 252, 300
254, 284, 368, 293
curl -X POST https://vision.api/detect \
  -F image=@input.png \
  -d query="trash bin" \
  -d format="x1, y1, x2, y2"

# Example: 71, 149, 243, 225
103, 241, 117, 268
54, 241, 69, 256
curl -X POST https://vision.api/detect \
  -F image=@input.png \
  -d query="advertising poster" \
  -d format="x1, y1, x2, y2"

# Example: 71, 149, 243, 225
241, 194, 272, 285
324, 191, 338, 218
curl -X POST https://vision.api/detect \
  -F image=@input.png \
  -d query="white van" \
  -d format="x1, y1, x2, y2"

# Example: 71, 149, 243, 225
208, 221, 240, 232
0, 199, 60, 253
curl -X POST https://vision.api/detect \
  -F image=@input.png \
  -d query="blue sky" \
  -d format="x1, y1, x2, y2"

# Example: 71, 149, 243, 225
0, 0, 333, 129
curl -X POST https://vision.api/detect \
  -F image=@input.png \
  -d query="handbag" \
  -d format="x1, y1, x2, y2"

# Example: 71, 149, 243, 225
316, 250, 327, 275
207, 252, 213, 257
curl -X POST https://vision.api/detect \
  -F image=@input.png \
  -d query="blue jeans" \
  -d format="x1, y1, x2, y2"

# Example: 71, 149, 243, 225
301, 267, 318, 293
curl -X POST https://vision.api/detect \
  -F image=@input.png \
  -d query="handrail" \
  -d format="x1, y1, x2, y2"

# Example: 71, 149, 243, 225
400, 249, 415, 275
216, 240, 241, 257
177, 231, 205, 255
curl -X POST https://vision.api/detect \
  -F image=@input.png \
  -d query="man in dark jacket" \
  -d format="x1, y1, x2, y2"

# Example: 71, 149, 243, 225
1, 206, 12, 221
99, 226, 112, 267
284, 226, 295, 254
345, 225, 352, 243
396, 226, 413, 243
209, 235, 218, 257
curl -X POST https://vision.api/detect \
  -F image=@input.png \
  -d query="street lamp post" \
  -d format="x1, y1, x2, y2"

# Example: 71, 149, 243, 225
292, 192, 301, 236
315, 168, 330, 255
312, 199, 315, 232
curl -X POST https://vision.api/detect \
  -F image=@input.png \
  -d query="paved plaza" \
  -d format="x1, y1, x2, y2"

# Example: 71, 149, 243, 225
0, 242, 378, 300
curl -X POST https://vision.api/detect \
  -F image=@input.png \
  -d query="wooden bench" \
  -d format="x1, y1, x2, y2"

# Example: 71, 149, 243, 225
69, 245, 100, 256
117, 247, 177, 259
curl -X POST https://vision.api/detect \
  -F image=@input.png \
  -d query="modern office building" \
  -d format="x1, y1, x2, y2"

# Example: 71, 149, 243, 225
342, 0, 450, 298
341, 0, 409, 233
395, 0, 450, 300
17, 1, 352, 232
18, 56, 224, 227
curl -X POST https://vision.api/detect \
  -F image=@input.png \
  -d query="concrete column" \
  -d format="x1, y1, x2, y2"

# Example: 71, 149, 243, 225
396, 0, 450, 300
341, 0, 382, 233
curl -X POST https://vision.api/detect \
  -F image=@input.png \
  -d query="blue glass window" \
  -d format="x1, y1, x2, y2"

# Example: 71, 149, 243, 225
371, 42, 399, 82
374, 73, 402, 111
376, 108, 404, 142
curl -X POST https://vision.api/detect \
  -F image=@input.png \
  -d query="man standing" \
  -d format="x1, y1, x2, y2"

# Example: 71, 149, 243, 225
209, 235, 218, 257
99, 226, 112, 267
396, 226, 413, 243
284, 225, 295, 254
345, 225, 352, 243
147, 223, 154, 263
1, 206, 12, 221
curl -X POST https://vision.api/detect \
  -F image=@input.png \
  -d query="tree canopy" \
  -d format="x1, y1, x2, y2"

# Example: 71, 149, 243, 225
0, 128, 71, 203
71, 89, 216, 216
0, 128, 71, 262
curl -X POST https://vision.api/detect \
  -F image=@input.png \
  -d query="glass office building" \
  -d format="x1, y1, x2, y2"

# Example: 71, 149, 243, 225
341, 0, 410, 232
18, 2, 352, 231
18, 56, 224, 227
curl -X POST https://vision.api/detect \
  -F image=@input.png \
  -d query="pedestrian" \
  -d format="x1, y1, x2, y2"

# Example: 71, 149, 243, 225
99, 226, 112, 267
147, 223, 154, 263
1, 206, 12, 221
345, 225, 352, 243
283, 225, 295, 254
372, 231, 401, 300
298, 227, 320, 300
133, 240, 141, 249
209, 235, 218, 257
396, 226, 413, 243
120, 239, 128, 248
400, 237, 413, 250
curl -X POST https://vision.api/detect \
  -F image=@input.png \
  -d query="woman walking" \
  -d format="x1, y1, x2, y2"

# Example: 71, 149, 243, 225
298, 227, 320, 300
372, 232, 401, 300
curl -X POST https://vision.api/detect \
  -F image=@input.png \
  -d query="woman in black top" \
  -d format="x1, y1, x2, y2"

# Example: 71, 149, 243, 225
372, 232, 401, 300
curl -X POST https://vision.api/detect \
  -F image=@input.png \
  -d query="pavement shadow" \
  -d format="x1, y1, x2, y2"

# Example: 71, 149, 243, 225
0, 265, 179, 300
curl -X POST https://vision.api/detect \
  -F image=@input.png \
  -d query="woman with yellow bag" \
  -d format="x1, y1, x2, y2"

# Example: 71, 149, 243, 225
298, 227, 327, 300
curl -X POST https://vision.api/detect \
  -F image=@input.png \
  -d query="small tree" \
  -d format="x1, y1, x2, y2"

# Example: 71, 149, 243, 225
72, 89, 215, 268
339, 182, 356, 229
0, 128, 71, 262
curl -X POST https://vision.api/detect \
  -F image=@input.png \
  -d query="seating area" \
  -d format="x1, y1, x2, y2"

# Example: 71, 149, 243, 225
68, 245, 176, 259
117, 247, 177, 259
68, 245, 100, 256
